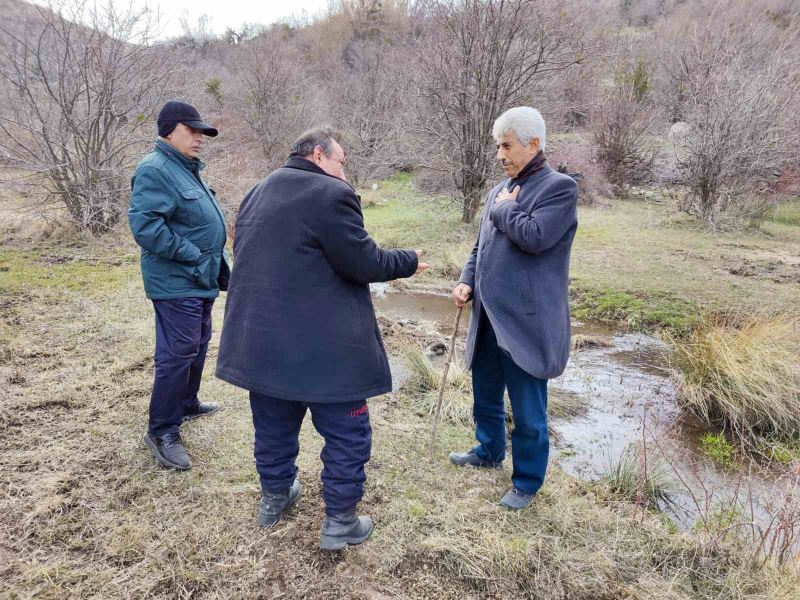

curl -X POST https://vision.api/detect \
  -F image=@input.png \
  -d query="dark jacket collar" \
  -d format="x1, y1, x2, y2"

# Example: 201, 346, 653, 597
155, 138, 206, 173
283, 156, 357, 192
284, 155, 329, 176
510, 150, 547, 185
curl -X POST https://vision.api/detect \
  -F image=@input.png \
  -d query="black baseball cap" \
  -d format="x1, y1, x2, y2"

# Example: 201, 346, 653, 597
157, 100, 218, 138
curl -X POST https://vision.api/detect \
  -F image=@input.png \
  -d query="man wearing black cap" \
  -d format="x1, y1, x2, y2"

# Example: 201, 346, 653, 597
128, 100, 230, 471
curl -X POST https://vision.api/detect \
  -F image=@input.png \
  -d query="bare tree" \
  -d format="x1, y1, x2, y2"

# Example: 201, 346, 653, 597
316, 1, 417, 187
231, 29, 313, 170
324, 42, 409, 187
0, 0, 172, 233
408, 0, 601, 222
655, 0, 800, 228
177, 12, 217, 51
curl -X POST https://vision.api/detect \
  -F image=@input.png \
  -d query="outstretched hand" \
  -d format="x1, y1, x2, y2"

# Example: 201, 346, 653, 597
414, 249, 430, 275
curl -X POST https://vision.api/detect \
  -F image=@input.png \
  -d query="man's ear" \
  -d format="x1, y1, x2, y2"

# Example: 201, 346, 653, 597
529, 137, 541, 153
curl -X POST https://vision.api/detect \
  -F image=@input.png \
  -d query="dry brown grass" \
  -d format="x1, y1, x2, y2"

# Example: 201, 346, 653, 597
400, 342, 473, 426
2, 237, 799, 599
400, 343, 590, 427
668, 313, 800, 442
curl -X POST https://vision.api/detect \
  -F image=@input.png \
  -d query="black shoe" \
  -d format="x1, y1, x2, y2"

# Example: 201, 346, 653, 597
182, 402, 220, 422
449, 449, 502, 469
319, 512, 374, 551
144, 432, 191, 470
258, 479, 301, 528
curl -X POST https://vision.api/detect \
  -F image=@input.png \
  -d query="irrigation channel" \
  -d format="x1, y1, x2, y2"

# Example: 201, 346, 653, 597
372, 285, 800, 547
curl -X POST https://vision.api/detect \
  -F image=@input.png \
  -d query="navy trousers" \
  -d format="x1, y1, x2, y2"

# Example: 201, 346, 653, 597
148, 297, 214, 437
249, 392, 372, 517
472, 310, 549, 495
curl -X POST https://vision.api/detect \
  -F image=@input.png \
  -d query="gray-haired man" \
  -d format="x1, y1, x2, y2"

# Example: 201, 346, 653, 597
450, 106, 578, 509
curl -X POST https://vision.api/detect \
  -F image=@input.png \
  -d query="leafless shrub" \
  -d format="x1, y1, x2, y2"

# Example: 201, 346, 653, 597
592, 58, 656, 193
322, 40, 410, 187
230, 28, 313, 170
408, 0, 602, 222
548, 135, 615, 205
0, 0, 172, 234
654, 0, 800, 229
618, 0, 685, 27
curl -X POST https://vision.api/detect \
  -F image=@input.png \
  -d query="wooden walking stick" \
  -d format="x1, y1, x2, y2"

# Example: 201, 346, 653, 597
430, 305, 464, 455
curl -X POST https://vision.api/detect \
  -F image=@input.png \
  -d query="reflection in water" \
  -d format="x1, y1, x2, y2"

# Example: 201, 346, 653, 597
375, 289, 800, 542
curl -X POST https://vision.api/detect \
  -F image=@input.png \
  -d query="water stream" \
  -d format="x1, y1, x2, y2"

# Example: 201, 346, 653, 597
373, 287, 799, 541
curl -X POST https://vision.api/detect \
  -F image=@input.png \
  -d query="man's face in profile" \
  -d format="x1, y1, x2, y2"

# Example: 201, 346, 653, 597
166, 123, 204, 159
317, 139, 347, 182
496, 131, 540, 179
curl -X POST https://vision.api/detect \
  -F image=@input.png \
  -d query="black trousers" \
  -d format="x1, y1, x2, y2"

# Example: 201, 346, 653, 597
148, 297, 214, 436
250, 392, 372, 516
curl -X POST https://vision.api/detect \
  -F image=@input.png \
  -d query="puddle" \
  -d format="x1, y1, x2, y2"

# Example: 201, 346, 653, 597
373, 288, 469, 336
374, 288, 800, 541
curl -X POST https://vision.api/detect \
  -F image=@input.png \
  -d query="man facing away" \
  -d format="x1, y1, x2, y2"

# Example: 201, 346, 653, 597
215, 127, 429, 550
129, 100, 231, 471
450, 106, 578, 509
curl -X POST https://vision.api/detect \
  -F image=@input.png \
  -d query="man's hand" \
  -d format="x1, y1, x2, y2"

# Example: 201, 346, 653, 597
414, 249, 430, 275
452, 283, 472, 307
495, 185, 520, 204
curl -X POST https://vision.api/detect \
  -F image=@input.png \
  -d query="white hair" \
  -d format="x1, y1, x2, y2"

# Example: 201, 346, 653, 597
492, 106, 546, 151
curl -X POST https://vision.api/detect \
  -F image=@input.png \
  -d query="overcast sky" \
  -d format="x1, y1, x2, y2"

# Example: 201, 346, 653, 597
32, 0, 332, 39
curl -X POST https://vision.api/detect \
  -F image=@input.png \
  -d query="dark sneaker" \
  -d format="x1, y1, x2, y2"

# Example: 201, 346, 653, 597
143, 432, 191, 470
449, 449, 502, 469
499, 487, 535, 510
258, 479, 301, 528
182, 402, 221, 422
319, 512, 374, 551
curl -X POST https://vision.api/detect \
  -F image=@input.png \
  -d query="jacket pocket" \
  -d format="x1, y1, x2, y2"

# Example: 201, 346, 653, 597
178, 188, 212, 227
193, 251, 214, 289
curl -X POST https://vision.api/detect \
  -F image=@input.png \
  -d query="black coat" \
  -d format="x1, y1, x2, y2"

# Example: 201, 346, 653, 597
215, 157, 418, 402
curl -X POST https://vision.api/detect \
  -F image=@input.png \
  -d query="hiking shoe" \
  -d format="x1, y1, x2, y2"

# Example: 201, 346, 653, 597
144, 432, 191, 470
449, 449, 502, 469
258, 479, 301, 528
499, 487, 535, 510
319, 512, 374, 551
182, 401, 221, 422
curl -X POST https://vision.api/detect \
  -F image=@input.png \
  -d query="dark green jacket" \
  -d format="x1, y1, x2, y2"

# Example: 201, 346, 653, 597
128, 139, 229, 300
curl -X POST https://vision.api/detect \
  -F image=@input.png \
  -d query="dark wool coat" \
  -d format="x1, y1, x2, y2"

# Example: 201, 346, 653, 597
215, 157, 418, 403
460, 160, 578, 380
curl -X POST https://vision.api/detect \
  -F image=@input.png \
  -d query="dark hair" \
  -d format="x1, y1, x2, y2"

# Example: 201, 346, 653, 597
289, 126, 338, 158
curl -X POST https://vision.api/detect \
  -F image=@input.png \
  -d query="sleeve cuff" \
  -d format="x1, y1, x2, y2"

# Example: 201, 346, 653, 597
407, 250, 419, 277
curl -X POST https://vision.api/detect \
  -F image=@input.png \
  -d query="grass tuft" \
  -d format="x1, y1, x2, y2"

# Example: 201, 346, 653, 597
401, 343, 473, 426
602, 444, 679, 509
401, 345, 589, 426
548, 387, 590, 420
668, 313, 800, 442
769, 200, 800, 227
698, 432, 737, 469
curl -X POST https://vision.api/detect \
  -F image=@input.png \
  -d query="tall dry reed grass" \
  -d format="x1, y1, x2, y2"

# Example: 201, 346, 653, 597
668, 313, 800, 442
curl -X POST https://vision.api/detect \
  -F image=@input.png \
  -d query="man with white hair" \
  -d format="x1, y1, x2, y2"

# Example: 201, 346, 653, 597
449, 106, 578, 510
